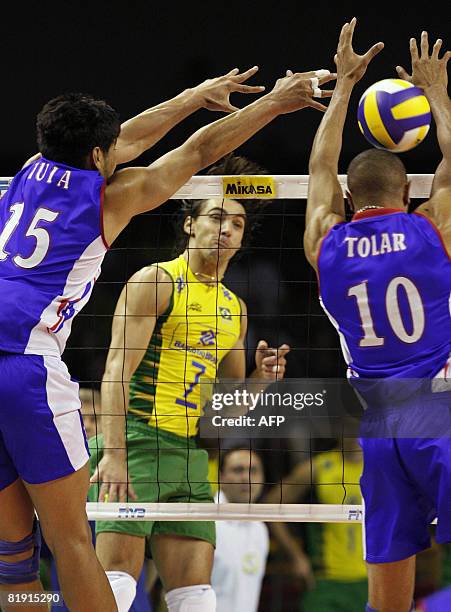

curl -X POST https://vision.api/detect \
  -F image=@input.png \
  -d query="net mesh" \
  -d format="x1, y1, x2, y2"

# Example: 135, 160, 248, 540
0, 174, 432, 523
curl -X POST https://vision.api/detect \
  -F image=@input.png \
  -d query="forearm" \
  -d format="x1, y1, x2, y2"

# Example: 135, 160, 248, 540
426, 86, 451, 159
188, 95, 280, 170
270, 522, 307, 560
100, 375, 129, 453
117, 89, 204, 163
309, 79, 353, 172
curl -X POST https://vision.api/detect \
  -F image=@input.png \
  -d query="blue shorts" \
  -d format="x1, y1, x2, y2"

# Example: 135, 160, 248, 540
0, 354, 89, 488
360, 399, 451, 562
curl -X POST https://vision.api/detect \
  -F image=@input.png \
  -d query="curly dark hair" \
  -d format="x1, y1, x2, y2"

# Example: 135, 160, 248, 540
173, 153, 271, 255
36, 93, 121, 169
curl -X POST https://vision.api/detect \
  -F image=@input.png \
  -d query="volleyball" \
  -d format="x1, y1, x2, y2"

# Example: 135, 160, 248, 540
357, 79, 431, 153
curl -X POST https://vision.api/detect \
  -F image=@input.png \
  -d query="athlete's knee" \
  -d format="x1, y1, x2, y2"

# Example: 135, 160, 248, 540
96, 532, 145, 580
165, 585, 216, 612
106, 571, 137, 612
0, 520, 41, 585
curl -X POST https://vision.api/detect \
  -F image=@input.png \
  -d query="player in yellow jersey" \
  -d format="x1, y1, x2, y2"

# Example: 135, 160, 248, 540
266, 436, 367, 612
89, 154, 290, 612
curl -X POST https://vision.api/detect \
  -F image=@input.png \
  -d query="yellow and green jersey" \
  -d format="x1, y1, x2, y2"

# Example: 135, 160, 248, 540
128, 255, 242, 437
307, 451, 366, 581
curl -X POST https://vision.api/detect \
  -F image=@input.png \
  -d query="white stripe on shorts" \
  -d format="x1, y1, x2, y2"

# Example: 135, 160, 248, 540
361, 496, 367, 561
43, 355, 89, 472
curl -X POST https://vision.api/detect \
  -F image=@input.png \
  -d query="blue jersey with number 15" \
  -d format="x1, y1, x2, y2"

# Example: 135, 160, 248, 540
0, 158, 107, 357
318, 209, 451, 379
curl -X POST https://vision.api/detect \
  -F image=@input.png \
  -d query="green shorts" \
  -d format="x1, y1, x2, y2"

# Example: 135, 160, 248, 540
301, 578, 368, 612
88, 421, 215, 547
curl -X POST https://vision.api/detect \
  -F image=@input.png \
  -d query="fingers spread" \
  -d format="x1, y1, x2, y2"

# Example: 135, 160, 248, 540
220, 104, 240, 113
318, 88, 334, 98
432, 38, 443, 59
396, 65, 411, 81
420, 30, 429, 57
365, 42, 384, 61
410, 37, 419, 61
309, 100, 328, 112
234, 66, 259, 82
319, 72, 337, 85
348, 16, 357, 41
233, 84, 265, 93
339, 21, 349, 43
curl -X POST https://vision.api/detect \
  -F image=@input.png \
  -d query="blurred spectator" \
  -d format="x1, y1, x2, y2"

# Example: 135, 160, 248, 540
266, 437, 367, 612
211, 447, 269, 612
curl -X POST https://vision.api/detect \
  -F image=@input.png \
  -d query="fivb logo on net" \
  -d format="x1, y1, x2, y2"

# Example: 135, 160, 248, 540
211, 388, 326, 412
0, 179, 10, 198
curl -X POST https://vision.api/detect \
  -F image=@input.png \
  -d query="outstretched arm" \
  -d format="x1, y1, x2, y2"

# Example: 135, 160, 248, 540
304, 18, 384, 271
21, 69, 264, 170
401, 33, 451, 252
115, 67, 266, 164
104, 68, 336, 245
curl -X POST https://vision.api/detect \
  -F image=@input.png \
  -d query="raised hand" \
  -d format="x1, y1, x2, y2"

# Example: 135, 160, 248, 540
396, 31, 451, 91
267, 69, 337, 113
255, 340, 290, 381
335, 17, 384, 83
194, 67, 265, 113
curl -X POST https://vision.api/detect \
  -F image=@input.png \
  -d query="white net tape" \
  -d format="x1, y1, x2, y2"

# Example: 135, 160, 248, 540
0, 174, 434, 199
86, 502, 365, 522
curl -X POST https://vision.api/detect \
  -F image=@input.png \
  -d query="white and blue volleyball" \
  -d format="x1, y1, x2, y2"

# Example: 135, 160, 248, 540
358, 79, 431, 153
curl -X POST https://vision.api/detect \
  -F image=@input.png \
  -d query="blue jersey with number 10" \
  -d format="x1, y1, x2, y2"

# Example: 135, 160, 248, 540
318, 209, 451, 379
0, 158, 107, 357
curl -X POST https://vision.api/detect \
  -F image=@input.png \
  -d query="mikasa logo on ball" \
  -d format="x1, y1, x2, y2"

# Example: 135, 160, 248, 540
358, 78, 431, 152
222, 176, 275, 198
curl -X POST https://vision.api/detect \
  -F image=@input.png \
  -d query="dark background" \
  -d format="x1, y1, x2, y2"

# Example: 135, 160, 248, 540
2, 4, 449, 608
1, 2, 449, 385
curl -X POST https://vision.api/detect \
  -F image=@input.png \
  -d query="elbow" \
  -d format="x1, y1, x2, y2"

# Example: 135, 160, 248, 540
102, 353, 124, 385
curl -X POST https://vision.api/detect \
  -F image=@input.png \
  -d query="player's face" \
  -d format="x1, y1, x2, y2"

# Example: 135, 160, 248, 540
191, 199, 246, 262
220, 450, 264, 503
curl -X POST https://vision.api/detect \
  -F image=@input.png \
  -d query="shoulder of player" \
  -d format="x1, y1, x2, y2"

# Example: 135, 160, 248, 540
304, 207, 345, 271
237, 296, 247, 315
21, 152, 42, 170
413, 193, 451, 257
123, 265, 173, 314
415, 187, 451, 223
105, 166, 149, 194
235, 297, 247, 337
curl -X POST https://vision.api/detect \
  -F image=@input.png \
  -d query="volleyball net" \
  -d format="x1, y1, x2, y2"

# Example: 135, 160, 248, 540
0, 174, 434, 523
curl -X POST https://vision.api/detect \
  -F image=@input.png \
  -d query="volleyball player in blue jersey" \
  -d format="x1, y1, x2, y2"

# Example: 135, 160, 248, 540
0, 68, 336, 611
304, 19, 451, 612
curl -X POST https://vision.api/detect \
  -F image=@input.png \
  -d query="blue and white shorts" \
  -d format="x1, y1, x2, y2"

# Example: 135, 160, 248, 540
0, 353, 89, 488
360, 366, 451, 563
